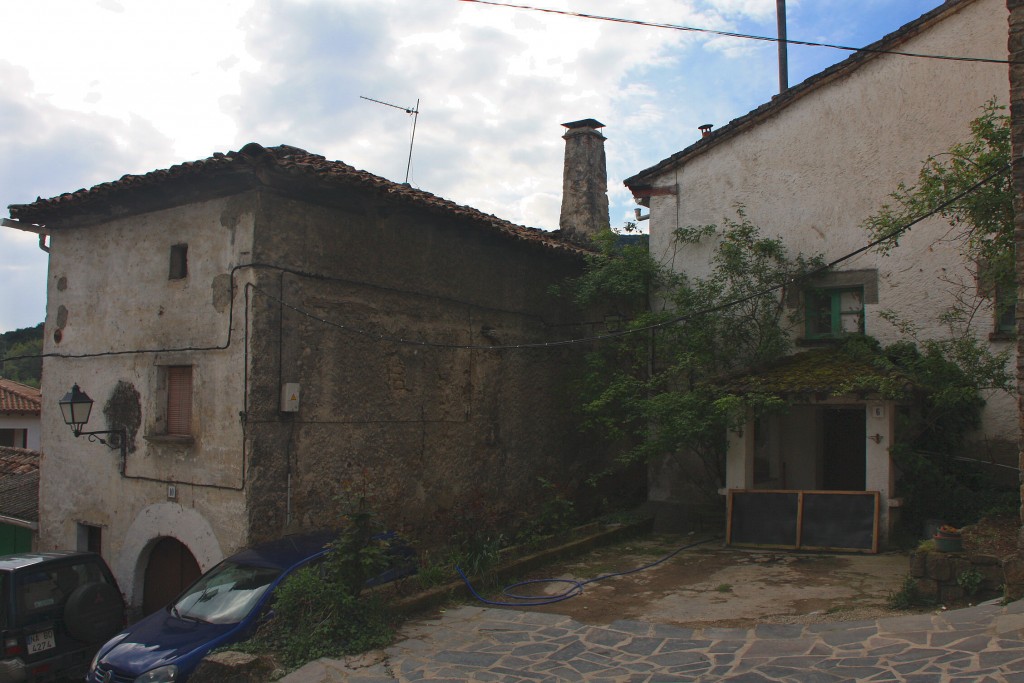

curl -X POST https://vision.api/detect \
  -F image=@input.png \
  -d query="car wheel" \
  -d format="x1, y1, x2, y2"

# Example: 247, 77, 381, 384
63, 582, 124, 643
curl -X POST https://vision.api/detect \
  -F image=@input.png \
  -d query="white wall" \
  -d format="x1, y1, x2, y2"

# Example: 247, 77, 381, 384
0, 414, 40, 450
645, 0, 1013, 444
38, 195, 256, 603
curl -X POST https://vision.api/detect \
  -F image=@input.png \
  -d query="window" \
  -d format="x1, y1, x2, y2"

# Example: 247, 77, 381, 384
994, 281, 1016, 336
166, 366, 193, 435
169, 244, 188, 280
76, 524, 102, 554
977, 260, 1015, 337
805, 287, 864, 339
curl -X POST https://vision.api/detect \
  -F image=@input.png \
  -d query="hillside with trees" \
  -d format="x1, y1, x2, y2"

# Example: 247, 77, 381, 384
0, 323, 43, 387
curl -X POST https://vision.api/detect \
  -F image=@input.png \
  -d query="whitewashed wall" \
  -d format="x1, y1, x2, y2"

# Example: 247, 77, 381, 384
38, 196, 255, 605
645, 0, 1013, 445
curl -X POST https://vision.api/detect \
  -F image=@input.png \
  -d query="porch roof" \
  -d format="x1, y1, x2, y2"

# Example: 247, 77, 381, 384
714, 347, 913, 399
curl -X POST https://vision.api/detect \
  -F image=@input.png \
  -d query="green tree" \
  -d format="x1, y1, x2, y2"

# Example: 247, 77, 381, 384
859, 99, 1017, 530
862, 99, 1012, 326
562, 211, 823, 491
0, 323, 44, 388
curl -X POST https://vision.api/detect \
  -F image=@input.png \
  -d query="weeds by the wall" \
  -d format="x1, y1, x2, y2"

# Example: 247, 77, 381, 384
887, 574, 932, 610
239, 497, 396, 669
957, 568, 983, 597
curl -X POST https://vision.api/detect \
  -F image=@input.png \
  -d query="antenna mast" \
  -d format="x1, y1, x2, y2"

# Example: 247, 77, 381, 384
359, 95, 420, 184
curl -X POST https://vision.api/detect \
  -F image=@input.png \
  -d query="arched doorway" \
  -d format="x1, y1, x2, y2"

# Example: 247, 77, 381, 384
142, 537, 201, 615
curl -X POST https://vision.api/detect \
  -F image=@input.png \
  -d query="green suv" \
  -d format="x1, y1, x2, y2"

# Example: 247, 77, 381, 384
0, 552, 125, 682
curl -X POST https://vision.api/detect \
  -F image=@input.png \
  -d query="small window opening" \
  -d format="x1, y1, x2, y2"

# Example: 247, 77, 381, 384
995, 281, 1016, 334
76, 523, 102, 554
169, 244, 188, 280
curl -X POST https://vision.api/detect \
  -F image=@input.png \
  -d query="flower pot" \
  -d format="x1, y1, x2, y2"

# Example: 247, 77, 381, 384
933, 534, 963, 552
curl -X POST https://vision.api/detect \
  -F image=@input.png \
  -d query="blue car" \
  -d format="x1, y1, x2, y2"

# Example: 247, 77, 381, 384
88, 531, 413, 683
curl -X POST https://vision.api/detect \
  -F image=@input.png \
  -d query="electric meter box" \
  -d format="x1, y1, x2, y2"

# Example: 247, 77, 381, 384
280, 383, 300, 413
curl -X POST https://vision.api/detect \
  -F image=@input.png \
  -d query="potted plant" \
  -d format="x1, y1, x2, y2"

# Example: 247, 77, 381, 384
933, 524, 963, 552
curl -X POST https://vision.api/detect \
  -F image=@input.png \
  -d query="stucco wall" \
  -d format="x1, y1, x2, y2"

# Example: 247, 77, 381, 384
241, 191, 609, 546
646, 0, 1013, 447
38, 196, 254, 602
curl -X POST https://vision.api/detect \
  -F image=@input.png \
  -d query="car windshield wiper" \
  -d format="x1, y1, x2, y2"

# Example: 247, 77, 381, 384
171, 605, 209, 624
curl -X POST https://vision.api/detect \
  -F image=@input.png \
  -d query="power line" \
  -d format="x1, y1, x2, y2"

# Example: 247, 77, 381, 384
0, 162, 1010, 363
246, 162, 1012, 352
458, 0, 1014, 66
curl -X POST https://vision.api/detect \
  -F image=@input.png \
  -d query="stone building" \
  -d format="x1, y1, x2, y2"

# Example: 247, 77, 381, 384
625, 0, 1011, 542
5, 142, 620, 611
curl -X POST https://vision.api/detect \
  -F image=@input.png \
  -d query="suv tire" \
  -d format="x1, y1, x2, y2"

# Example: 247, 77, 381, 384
64, 582, 123, 643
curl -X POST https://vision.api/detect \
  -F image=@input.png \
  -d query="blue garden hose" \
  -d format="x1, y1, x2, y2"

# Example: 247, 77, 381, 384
457, 535, 722, 607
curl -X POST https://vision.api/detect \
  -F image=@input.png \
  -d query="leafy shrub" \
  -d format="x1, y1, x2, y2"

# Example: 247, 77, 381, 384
240, 497, 396, 668
957, 568, 983, 597
887, 574, 929, 610
246, 566, 392, 668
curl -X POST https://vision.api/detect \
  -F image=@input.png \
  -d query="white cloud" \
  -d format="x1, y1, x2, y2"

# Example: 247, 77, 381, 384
0, 0, 946, 331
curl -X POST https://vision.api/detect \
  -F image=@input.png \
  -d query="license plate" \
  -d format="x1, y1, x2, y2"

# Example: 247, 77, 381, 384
27, 630, 55, 654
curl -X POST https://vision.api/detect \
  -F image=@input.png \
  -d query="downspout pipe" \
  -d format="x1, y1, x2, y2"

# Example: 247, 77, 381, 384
1, 218, 49, 252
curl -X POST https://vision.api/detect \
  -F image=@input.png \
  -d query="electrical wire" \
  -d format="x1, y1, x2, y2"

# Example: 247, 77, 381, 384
239, 161, 1011, 353
0, 160, 1011, 363
457, 535, 720, 607
458, 0, 1015, 65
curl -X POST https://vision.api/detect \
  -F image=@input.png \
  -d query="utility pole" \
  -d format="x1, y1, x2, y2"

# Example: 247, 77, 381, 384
777, 0, 788, 93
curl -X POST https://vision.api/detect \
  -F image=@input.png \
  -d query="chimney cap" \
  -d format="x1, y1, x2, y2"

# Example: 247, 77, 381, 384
562, 118, 605, 130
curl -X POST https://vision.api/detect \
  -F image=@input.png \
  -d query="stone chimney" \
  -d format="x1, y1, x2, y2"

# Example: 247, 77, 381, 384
559, 118, 609, 241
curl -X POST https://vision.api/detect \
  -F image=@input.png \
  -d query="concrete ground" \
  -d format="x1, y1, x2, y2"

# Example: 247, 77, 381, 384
489, 535, 917, 629
279, 534, 1024, 681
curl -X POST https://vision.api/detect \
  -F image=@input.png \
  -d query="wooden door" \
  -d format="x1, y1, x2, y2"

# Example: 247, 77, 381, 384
142, 537, 201, 616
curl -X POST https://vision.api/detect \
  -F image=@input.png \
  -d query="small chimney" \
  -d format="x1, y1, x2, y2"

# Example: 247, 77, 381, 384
559, 118, 609, 241
699, 124, 713, 138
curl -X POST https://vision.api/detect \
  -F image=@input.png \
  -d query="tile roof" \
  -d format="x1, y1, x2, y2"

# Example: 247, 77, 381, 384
0, 448, 39, 477
0, 447, 38, 524
625, 0, 983, 188
9, 143, 591, 257
0, 379, 41, 415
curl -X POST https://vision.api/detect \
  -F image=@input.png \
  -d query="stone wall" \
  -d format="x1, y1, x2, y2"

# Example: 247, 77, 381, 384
1008, 0, 1024, 542
910, 549, 1005, 603
243, 191, 630, 547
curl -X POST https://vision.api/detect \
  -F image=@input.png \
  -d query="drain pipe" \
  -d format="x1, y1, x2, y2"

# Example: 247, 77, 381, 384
1, 218, 50, 252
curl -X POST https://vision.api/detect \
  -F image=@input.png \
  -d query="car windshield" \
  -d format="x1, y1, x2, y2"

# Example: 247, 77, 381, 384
172, 561, 281, 624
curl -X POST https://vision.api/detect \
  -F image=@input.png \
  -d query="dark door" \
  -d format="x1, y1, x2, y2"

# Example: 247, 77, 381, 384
822, 408, 866, 491
142, 537, 201, 615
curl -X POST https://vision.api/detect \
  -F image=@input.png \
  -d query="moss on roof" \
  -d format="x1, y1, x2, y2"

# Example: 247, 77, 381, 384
714, 344, 913, 399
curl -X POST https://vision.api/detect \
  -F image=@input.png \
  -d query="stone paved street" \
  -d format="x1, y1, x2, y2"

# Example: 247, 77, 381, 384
283, 599, 1024, 682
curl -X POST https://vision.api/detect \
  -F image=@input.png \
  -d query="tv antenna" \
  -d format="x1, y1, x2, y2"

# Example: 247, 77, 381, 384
360, 95, 420, 184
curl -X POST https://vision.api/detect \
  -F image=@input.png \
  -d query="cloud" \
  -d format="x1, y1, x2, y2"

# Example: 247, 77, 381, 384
224, 0, 782, 231
0, 61, 175, 331
0, 0, 946, 330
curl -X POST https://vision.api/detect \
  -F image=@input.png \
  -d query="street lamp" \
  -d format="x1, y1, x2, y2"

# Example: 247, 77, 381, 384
59, 384, 127, 474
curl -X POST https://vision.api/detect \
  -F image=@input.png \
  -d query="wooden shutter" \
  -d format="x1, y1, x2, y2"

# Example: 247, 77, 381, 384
167, 366, 192, 435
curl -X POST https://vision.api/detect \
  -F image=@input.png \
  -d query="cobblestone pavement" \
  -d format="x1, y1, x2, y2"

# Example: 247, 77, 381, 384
284, 600, 1024, 682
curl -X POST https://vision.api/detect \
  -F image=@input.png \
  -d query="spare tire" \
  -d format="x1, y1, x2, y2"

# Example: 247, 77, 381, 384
63, 582, 124, 643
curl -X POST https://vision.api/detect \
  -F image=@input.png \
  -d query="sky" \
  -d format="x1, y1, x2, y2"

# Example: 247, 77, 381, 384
0, 0, 953, 333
